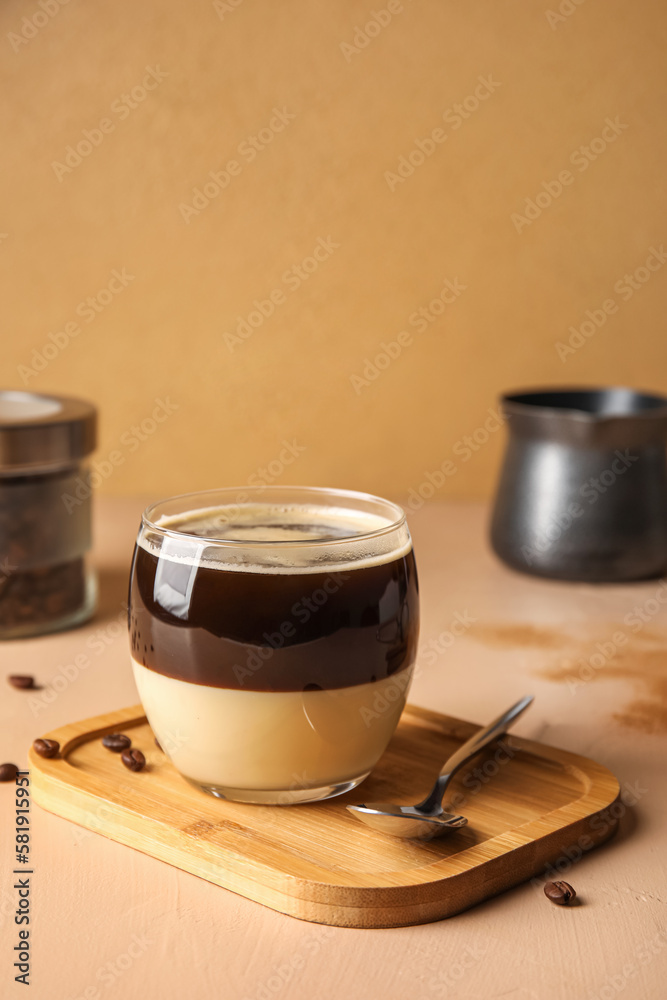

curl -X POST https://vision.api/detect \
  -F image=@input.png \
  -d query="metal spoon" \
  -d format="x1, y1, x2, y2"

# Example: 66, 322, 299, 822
346, 694, 534, 840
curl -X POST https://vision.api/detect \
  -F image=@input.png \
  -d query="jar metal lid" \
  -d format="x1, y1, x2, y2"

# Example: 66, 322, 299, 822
0, 390, 97, 472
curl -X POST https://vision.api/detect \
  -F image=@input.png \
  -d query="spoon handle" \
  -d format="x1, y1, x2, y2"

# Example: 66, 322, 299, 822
416, 694, 534, 813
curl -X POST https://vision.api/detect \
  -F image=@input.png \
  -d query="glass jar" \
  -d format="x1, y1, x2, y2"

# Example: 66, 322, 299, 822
0, 390, 97, 639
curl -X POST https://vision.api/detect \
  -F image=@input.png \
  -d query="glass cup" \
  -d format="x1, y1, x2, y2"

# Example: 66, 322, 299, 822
128, 486, 419, 804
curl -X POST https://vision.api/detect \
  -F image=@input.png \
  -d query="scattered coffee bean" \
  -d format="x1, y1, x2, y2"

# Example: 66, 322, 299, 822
8, 674, 35, 690
102, 733, 131, 753
32, 738, 59, 758
121, 748, 146, 772
0, 762, 18, 782
544, 880, 576, 905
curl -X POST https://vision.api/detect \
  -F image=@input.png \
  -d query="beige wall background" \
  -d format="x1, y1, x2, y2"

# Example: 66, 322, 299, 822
2, 0, 666, 501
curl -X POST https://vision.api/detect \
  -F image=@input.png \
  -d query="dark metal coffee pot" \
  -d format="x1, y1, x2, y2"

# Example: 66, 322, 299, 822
490, 387, 667, 582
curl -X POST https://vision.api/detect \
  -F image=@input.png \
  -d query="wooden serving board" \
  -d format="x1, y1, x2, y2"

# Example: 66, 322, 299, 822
29, 704, 621, 928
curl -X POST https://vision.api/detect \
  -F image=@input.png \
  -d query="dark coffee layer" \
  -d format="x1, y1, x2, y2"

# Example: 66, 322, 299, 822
129, 545, 419, 692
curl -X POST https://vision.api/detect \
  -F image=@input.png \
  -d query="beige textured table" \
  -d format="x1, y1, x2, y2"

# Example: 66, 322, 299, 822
2, 498, 666, 1000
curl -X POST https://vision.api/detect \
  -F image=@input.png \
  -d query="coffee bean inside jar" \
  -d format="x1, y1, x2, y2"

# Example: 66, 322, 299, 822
0, 391, 97, 639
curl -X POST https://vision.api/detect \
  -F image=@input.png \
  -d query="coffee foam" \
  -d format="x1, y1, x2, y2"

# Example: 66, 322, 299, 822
139, 502, 412, 574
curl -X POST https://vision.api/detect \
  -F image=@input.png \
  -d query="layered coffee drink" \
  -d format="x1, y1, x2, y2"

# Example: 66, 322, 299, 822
129, 487, 419, 803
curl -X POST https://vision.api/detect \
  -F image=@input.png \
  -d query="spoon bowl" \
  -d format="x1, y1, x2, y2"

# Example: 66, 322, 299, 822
348, 803, 468, 840
347, 695, 534, 840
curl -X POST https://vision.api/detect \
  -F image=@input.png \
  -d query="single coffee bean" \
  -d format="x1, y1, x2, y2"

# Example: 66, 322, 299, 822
544, 880, 576, 905
0, 762, 18, 782
121, 748, 146, 772
32, 738, 60, 758
8, 674, 35, 690
102, 733, 131, 753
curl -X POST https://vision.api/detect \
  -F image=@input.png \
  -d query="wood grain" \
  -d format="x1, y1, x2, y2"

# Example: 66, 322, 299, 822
29, 703, 621, 928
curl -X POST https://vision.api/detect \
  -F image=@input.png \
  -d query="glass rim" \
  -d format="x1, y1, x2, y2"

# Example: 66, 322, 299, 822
141, 485, 407, 547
